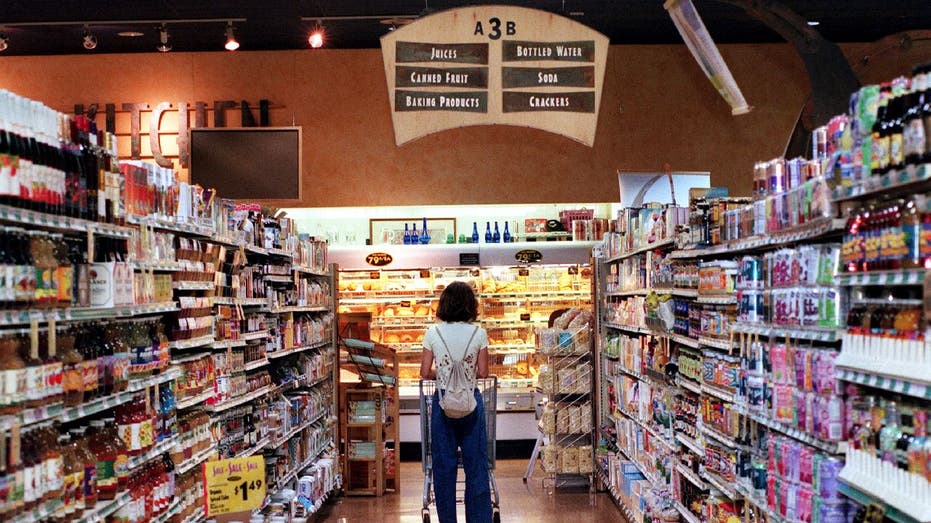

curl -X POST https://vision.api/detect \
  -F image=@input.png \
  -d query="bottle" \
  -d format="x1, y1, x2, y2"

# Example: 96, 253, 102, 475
21, 331, 44, 409
59, 433, 80, 519
71, 427, 98, 507
903, 196, 923, 269
419, 217, 430, 244
484, 222, 492, 243
40, 424, 63, 503
42, 327, 62, 404
921, 64, 931, 164
905, 67, 928, 165
0, 334, 26, 415
503, 222, 512, 243
871, 91, 890, 176
89, 419, 117, 501
492, 222, 501, 243
471, 222, 479, 244
879, 401, 901, 465
889, 96, 906, 172
21, 430, 36, 512
402, 223, 410, 245
410, 223, 418, 246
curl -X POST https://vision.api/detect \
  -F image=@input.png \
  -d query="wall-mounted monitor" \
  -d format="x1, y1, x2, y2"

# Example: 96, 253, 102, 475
190, 126, 302, 203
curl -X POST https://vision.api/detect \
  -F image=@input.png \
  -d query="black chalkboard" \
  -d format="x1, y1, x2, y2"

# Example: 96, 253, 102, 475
190, 127, 301, 201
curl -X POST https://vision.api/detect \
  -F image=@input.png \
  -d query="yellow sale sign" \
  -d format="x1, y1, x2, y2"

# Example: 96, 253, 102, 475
203, 455, 266, 516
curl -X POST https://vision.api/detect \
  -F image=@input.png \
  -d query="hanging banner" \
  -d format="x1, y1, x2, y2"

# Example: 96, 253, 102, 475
203, 455, 267, 516
381, 6, 609, 147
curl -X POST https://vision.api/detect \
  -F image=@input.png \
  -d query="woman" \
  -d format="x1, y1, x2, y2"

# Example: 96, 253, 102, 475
421, 281, 492, 523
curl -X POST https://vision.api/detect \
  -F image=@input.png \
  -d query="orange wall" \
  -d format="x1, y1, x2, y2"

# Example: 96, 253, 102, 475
0, 44, 812, 206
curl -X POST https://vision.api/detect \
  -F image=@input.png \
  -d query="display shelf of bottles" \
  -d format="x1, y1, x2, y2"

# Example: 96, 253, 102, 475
676, 462, 707, 490
269, 304, 330, 314
698, 336, 734, 351
177, 443, 218, 475
11, 495, 65, 523
834, 269, 926, 286
205, 385, 271, 413
169, 334, 216, 350
172, 281, 215, 291
605, 289, 649, 297
833, 162, 931, 202
127, 368, 181, 391
674, 501, 703, 523
267, 247, 294, 258
701, 470, 741, 500
730, 322, 845, 343
0, 203, 136, 239
131, 260, 184, 272
127, 433, 179, 471
267, 339, 332, 360
263, 274, 294, 284
126, 215, 215, 238
838, 481, 924, 523
0, 301, 181, 327
700, 383, 738, 403
243, 358, 269, 372
676, 432, 704, 456
677, 377, 702, 395
746, 411, 846, 455
176, 389, 213, 410
667, 217, 845, 260
152, 498, 182, 523
235, 435, 272, 459
700, 425, 743, 451
605, 238, 677, 263
72, 490, 133, 523
836, 368, 931, 400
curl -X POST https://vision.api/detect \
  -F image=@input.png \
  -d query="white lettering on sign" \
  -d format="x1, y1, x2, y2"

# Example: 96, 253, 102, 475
538, 72, 558, 84
516, 45, 552, 58
439, 96, 481, 108
411, 72, 443, 84
445, 72, 470, 84
429, 47, 458, 60
555, 46, 582, 57
529, 96, 571, 108
405, 95, 438, 108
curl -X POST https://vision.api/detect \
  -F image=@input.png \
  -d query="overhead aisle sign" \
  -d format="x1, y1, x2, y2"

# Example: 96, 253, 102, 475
380, 6, 609, 146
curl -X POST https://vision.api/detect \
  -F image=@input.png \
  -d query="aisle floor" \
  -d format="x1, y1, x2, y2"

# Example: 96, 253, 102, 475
318, 460, 623, 523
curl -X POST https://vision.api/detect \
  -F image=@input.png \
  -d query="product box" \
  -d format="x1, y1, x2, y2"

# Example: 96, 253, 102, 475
524, 219, 548, 233
89, 262, 135, 308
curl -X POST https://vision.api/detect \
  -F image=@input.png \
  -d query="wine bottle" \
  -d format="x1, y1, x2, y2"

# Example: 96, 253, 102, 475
471, 222, 479, 244
503, 222, 512, 243
419, 217, 430, 244
484, 222, 492, 243
403, 223, 410, 245
411, 223, 418, 246
492, 222, 501, 243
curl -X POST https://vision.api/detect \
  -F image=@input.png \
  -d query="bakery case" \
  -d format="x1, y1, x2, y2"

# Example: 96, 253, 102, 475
330, 242, 594, 445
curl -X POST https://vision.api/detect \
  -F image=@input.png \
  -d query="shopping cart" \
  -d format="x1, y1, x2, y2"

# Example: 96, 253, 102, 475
420, 377, 501, 523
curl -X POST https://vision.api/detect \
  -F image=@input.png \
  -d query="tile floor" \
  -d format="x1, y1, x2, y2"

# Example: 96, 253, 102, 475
318, 459, 625, 522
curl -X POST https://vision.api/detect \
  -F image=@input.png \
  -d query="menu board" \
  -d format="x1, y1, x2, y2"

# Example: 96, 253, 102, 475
380, 6, 609, 147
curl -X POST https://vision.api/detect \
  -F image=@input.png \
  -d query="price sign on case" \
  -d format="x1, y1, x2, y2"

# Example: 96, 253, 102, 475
203, 455, 266, 516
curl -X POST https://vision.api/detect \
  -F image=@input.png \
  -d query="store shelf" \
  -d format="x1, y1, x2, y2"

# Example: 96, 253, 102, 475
481, 317, 548, 326
264, 274, 294, 284
213, 296, 269, 307
153, 499, 182, 523
699, 336, 734, 351
169, 334, 216, 350
736, 482, 784, 523
730, 322, 844, 343
272, 438, 334, 492
269, 304, 331, 314
177, 443, 218, 475
339, 292, 437, 302
833, 162, 931, 202
834, 269, 926, 287
245, 244, 269, 256
243, 358, 270, 371
212, 338, 247, 349
242, 329, 271, 341
267, 339, 332, 360
836, 367, 931, 400
234, 435, 272, 459
480, 290, 591, 299
371, 317, 435, 327
701, 471, 741, 500
700, 425, 741, 450
131, 260, 184, 272
666, 288, 699, 298
127, 368, 181, 392
172, 281, 215, 291
605, 289, 648, 297
838, 479, 927, 523
128, 434, 179, 471
268, 247, 294, 258
618, 409, 676, 451
73, 490, 132, 523
676, 432, 704, 455
293, 266, 330, 277
176, 389, 213, 410
604, 238, 677, 263
668, 217, 845, 260
0, 203, 136, 238
700, 383, 738, 403
488, 346, 535, 354
670, 333, 700, 348
676, 463, 707, 490
604, 322, 650, 336
271, 410, 328, 448
696, 294, 737, 305
180, 506, 206, 523
677, 377, 702, 395
675, 501, 703, 523
747, 411, 846, 455
128, 215, 215, 238
205, 386, 271, 413
616, 445, 660, 486
0, 301, 181, 327
11, 496, 65, 523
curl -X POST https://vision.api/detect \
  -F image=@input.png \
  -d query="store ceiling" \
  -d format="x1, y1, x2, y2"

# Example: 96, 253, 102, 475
0, 1, 928, 56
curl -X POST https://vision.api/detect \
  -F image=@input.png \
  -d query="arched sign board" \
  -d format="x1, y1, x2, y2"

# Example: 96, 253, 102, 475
380, 6, 609, 147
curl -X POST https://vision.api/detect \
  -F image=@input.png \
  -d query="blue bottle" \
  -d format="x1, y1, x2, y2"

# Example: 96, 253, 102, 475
471, 222, 480, 244
503, 222, 512, 243
484, 222, 492, 243
403, 223, 411, 245
492, 221, 501, 243
419, 217, 431, 244
411, 223, 418, 245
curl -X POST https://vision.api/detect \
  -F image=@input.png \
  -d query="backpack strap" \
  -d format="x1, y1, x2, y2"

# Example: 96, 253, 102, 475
434, 324, 479, 363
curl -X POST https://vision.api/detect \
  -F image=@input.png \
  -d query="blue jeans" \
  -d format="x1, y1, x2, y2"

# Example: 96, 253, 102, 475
431, 389, 492, 523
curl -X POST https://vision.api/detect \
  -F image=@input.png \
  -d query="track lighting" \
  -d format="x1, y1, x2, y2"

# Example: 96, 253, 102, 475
224, 21, 239, 51
0, 33, 7, 53
157, 24, 171, 52
308, 26, 324, 49
82, 26, 97, 50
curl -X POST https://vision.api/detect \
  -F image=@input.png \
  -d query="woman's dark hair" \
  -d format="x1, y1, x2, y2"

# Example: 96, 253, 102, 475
436, 281, 479, 322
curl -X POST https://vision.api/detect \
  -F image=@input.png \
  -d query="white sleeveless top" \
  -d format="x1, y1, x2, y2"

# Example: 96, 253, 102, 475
423, 322, 488, 387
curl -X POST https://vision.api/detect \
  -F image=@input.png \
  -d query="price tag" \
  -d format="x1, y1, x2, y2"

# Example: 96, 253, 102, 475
204, 455, 266, 516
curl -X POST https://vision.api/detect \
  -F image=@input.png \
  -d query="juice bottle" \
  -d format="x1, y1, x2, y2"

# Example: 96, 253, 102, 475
908, 410, 927, 475
0, 427, 8, 519
903, 196, 923, 269
42, 327, 63, 404
20, 331, 43, 409
20, 429, 36, 513
59, 329, 82, 407
59, 433, 80, 521
69, 427, 97, 508
0, 334, 26, 415
88, 419, 117, 501
102, 417, 129, 491
42, 425, 63, 504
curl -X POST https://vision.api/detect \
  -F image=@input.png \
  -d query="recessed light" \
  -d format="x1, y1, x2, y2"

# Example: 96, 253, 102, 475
807, 20, 820, 26
118, 31, 145, 37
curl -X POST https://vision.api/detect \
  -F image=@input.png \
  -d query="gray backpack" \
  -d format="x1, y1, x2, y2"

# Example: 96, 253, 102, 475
434, 326, 479, 419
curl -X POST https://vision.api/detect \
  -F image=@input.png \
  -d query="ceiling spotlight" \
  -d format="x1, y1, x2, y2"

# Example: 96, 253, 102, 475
156, 24, 171, 52
308, 28, 324, 49
224, 22, 239, 51
807, 20, 820, 26
82, 26, 97, 50
0, 33, 7, 53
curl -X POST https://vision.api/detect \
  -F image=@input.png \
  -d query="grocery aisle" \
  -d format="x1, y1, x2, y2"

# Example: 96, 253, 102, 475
320, 460, 621, 523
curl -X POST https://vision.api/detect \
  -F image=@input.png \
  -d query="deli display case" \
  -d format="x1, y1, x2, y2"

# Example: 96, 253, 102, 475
330, 242, 595, 447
